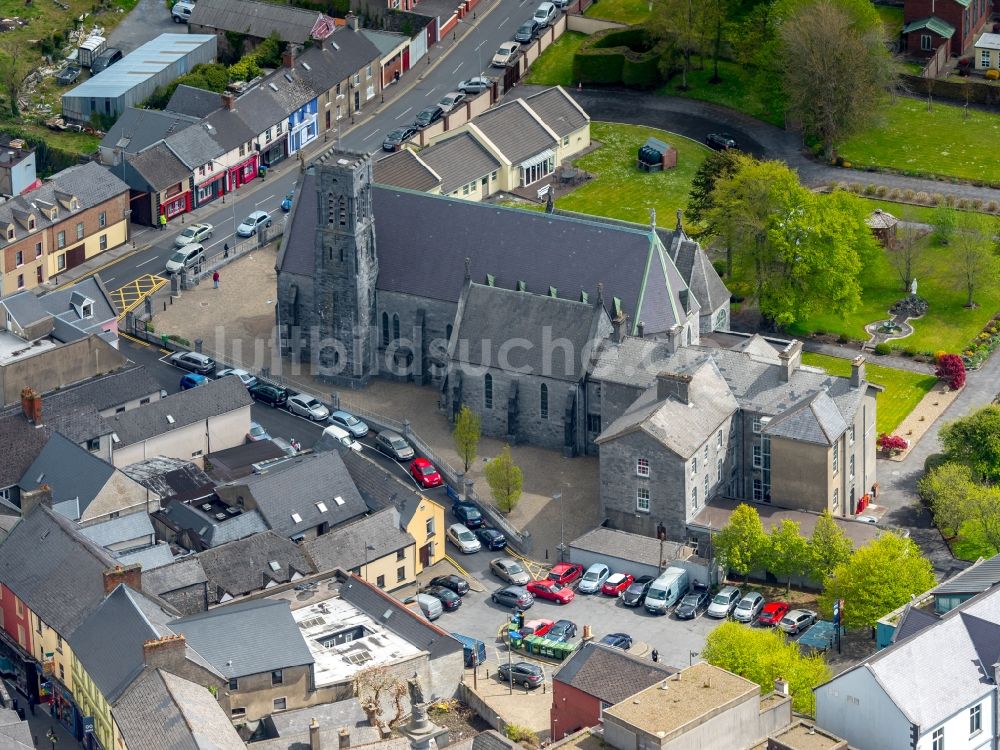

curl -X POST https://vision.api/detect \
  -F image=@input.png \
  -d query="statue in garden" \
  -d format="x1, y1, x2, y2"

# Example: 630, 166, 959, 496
407, 673, 425, 708
910, 277, 918, 297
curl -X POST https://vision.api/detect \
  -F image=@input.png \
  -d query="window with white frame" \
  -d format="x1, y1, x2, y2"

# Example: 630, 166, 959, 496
716, 430, 723, 448
921, 34, 932, 51
717, 459, 723, 483
982, 49, 992, 68
690, 458, 697, 477
932, 727, 943, 750
833, 488, 839, 510
832, 441, 840, 475
849, 454, 855, 480
753, 445, 762, 468
703, 474, 709, 499
753, 478, 763, 501
971, 704, 982, 735
690, 487, 698, 509
703, 445, 709, 464
752, 416, 762, 434
636, 487, 650, 512
636, 458, 649, 477
850, 425, 855, 444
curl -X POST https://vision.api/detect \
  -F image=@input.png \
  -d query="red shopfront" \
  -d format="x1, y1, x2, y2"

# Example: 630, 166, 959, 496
160, 188, 191, 221
228, 154, 259, 191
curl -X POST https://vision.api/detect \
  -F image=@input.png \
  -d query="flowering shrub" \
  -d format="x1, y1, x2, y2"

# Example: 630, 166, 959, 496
935, 353, 966, 390
877, 433, 909, 455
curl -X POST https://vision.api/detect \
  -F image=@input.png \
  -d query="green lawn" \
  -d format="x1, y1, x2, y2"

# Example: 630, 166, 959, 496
801, 352, 937, 434
523, 31, 586, 87
553, 121, 710, 224
584, 0, 651, 25
839, 97, 1000, 184
850, 196, 1000, 228
786, 194, 1000, 355
661, 60, 786, 127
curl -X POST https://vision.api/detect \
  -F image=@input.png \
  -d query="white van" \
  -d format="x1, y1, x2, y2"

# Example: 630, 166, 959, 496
319, 424, 363, 453
644, 566, 690, 615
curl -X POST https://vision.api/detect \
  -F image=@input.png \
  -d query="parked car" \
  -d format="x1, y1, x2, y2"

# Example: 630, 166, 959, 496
778, 609, 818, 635
236, 210, 272, 237
419, 585, 462, 611
438, 91, 466, 113
458, 76, 491, 94
519, 618, 554, 637
428, 574, 469, 595
452, 502, 483, 529
447, 523, 482, 554
165, 243, 205, 274
413, 106, 444, 130
407, 593, 442, 621
498, 661, 543, 689
492, 585, 533, 609
248, 383, 288, 408
327, 410, 368, 437
550, 0, 569, 8
491, 42, 520, 67
281, 191, 294, 212
174, 222, 213, 247
733, 592, 765, 623
215, 368, 257, 388
533, 1, 557, 26
410, 457, 443, 488
601, 573, 634, 597
91, 47, 122, 74
56, 65, 82, 85
179, 373, 207, 390
706, 132, 737, 150
171, 0, 195, 22
706, 585, 742, 619
514, 19, 540, 43
600, 632, 633, 650
547, 562, 584, 586
169, 351, 215, 375
287, 393, 330, 421
374, 430, 415, 461
526, 579, 574, 605
320, 424, 362, 453
382, 126, 416, 151
620, 574, 656, 607
674, 586, 711, 620
246, 421, 271, 442
547, 619, 577, 642
476, 527, 507, 550
644, 567, 690, 615
758, 601, 790, 627
577, 563, 611, 594
491, 557, 530, 585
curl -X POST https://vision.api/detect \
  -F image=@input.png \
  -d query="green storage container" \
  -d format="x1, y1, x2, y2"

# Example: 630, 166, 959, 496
523, 635, 540, 654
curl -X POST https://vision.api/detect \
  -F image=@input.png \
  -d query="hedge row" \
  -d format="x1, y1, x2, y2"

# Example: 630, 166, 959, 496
572, 26, 667, 89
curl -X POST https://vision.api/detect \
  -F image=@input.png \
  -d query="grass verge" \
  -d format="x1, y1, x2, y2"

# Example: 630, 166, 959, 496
523, 31, 586, 87
584, 0, 651, 25
660, 60, 786, 128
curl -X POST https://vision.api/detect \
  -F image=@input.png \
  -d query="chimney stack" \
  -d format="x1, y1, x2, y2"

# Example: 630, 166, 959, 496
656, 371, 691, 404
20, 485, 52, 517
20, 387, 41, 425
338, 726, 351, 750
637, 321, 645, 338
221, 91, 236, 110
282, 47, 295, 69
346, 11, 359, 30
850, 355, 866, 388
142, 634, 187, 672
103, 563, 142, 594
778, 340, 802, 382
666, 324, 684, 353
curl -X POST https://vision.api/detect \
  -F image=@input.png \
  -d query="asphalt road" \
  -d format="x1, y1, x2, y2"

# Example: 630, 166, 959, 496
107, 0, 177, 55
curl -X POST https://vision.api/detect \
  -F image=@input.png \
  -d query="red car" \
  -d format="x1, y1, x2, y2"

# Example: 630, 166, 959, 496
519, 618, 554, 637
601, 573, 635, 596
547, 563, 584, 586
409, 457, 443, 488
758, 601, 790, 627
526, 579, 575, 605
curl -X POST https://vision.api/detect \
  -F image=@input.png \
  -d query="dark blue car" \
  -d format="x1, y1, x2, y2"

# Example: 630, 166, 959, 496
476, 527, 506, 550
179, 373, 207, 390
453, 502, 483, 529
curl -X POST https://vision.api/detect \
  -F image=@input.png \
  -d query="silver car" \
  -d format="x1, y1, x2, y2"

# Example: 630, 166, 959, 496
577, 563, 610, 594
447, 523, 481, 554
174, 222, 213, 247
374, 430, 415, 461
490, 557, 530, 585
706, 585, 742, 619
733, 592, 765, 623
287, 393, 330, 421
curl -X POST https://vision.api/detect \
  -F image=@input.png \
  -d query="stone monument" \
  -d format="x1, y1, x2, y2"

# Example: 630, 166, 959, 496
400, 673, 448, 750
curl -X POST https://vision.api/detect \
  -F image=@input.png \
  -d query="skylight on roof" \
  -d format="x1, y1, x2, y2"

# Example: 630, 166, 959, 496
316, 501, 328, 513
291, 512, 302, 523
301, 61, 311, 70
268, 83, 278, 91
268, 560, 281, 572
334, 496, 345, 506
166, 415, 175, 424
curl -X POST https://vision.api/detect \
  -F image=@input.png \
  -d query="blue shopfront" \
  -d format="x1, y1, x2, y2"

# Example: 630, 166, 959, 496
287, 99, 318, 155
49, 680, 84, 739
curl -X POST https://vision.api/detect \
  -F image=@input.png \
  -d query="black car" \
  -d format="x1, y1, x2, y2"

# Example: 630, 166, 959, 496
498, 661, 543, 689
547, 619, 577, 642
675, 586, 711, 620
476, 527, 507, 550
414, 106, 444, 130
620, 574, 656, 607
706, 132, 737, 150
600, 632, 633, 650
56, 65, 81, 85
91, 47, 123, 74
428, 574, 469, 595
420, 585, 462, 611
453, 502, 483, 529
248, 383, 289, 408
382, 125, 416, 151
514, 19, 540, 43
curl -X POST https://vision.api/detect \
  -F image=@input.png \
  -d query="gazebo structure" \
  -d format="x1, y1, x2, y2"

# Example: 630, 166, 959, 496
866, 208, 899, 246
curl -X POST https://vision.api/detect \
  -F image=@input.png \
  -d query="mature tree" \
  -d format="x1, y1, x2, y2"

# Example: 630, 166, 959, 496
452, 405, 482, 472
819, 533, 936, 629
485, 445, 523, 513
765, 519, 810, 592
702, 622, 830, 714
648, 0, 705, 90
807, 510, 854, 581
687, 147, 742, 239
706, 159, 877, 325
940, 405, 1000, 484
714, 503, 767, 582
950, 212, 998, 308
919, 461, 980, 536
702, 0, 732, 82
930, 205, 957, 245
778, 0, 893, 158
353, 667, 406, 733
0, 44, 24, 118
887, 223, 925, 293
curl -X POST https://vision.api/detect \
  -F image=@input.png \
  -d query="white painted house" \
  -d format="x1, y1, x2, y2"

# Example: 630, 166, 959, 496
815, 585, 1000, 750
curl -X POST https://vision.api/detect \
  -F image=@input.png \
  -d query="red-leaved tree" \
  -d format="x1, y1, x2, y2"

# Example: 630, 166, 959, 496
877, 433, 909, 455
935, 353, 966, 390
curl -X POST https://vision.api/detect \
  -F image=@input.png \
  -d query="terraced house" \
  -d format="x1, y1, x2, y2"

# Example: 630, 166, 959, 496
0, 163, 129, 293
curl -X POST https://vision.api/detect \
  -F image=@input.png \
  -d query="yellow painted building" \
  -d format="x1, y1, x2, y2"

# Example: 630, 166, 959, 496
406, 494, 445, 572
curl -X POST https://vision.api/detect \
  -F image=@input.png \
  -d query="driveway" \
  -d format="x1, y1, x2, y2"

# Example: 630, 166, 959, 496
107, 0, 177, 54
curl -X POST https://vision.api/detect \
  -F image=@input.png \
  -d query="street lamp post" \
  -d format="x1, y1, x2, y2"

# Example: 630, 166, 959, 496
553, 492, 564, 561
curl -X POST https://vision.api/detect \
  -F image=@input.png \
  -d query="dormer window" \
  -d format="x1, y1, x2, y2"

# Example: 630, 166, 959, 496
70, 198, 78, 210
5, 226, 12, 241
27, 217, 34, 231
81, 302, 93, 318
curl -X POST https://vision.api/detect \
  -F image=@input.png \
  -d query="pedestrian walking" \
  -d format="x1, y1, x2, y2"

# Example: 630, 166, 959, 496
212, 270, 220, 289
871, 482, 879, 499
158, 213, 166, 231
651, 649, 658, 663
223, 242, 229, 258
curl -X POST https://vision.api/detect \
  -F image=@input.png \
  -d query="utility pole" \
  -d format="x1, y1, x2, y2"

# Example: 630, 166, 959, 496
553, 492, 564, 561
